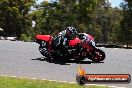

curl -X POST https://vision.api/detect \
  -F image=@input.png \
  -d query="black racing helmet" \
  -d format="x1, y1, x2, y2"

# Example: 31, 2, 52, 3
65, 26, 78, 40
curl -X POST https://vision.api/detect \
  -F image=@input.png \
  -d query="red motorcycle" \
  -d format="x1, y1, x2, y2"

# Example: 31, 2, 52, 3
35, 34, 105, 62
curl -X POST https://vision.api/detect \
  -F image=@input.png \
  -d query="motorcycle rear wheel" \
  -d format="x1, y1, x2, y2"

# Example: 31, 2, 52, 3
39, 45, 53, 62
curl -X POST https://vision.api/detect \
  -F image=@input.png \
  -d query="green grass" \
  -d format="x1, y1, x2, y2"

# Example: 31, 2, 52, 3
0, 76, 108, 88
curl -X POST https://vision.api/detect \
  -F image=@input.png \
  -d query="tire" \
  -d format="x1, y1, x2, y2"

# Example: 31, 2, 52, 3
39, 46, 49, 56
89, 49, 106, 62
38, 40, 54, 61
39, 46, 54, 61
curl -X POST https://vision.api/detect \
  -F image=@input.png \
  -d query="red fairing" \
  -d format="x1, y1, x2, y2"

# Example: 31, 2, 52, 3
69, 37, 81, 47
87, 34, 94, 41
36, 35, 51, 41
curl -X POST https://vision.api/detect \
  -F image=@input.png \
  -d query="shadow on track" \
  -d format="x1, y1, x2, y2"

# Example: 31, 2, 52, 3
31, 57, 104, 65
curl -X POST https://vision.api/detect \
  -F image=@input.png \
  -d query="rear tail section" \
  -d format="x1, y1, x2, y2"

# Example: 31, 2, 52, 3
36, 35, 51, 41
35, 34, 53, 59
35, 35, 53, 44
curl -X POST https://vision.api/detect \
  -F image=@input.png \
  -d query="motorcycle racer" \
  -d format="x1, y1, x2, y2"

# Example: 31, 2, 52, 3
54, 26, 78, 47
53, 26, 78, 56
35, 30, 105, 62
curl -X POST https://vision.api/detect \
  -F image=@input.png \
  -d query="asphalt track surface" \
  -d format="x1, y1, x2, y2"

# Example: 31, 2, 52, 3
0, 40, 132, 88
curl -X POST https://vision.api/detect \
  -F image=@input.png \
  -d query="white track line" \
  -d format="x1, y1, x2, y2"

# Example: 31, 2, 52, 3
107, 86, 126, 88
0, 74, 127, 88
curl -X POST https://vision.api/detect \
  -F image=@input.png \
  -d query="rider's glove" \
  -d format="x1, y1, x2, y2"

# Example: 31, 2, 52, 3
78, 33, 84, 40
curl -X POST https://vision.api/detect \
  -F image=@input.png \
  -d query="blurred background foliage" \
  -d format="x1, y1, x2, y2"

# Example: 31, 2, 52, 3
0, 0, 131, 46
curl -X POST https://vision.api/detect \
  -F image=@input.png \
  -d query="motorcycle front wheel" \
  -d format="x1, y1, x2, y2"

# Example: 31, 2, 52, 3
88, 49, 106, 62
